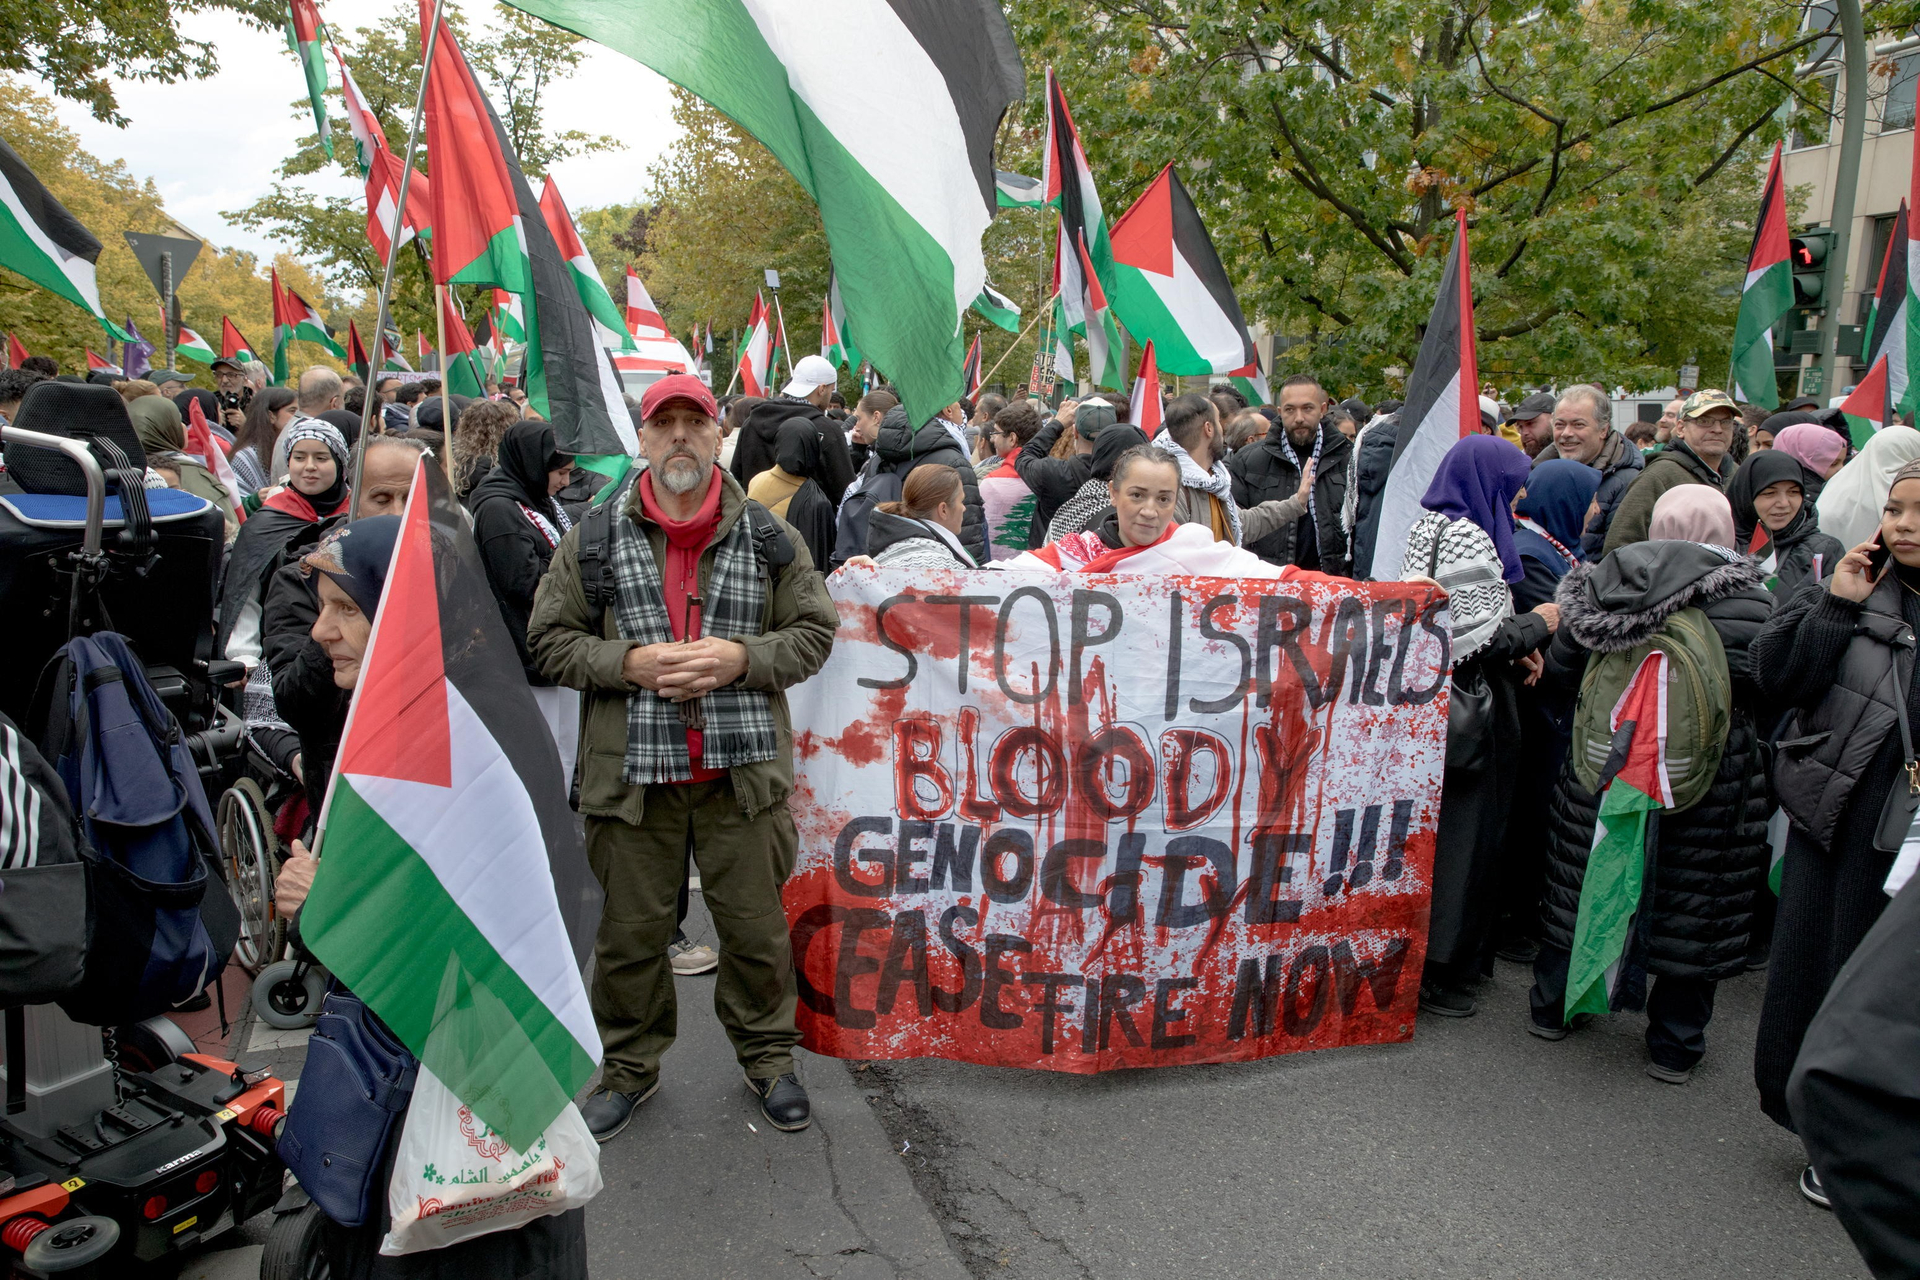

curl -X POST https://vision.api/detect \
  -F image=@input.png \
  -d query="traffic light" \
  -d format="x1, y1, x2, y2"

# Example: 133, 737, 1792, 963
1790, 228, 1835, 308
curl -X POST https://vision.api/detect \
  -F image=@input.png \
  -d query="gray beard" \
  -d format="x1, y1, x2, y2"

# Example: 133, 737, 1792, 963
657, 455, 708, 494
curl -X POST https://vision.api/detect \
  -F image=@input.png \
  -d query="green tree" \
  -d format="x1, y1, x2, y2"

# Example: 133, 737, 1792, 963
0, 0, 279, 125
0, 79, 343, 381
1006, 0, 1883, 397
226, 2, 618, 340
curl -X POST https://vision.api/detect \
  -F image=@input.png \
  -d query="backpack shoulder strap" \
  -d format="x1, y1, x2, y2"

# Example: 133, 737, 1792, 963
576, 498, 618, 631
744, 499, 794, 586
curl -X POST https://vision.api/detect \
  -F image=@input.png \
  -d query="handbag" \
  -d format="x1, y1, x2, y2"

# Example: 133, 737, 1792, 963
1873, 647, 1920, 854
277, 986, 418, 1227
1428, 531, 1496, 773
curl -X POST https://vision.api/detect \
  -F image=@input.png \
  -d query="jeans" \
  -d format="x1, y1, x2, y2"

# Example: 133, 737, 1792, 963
1530, 944, 1718, 1070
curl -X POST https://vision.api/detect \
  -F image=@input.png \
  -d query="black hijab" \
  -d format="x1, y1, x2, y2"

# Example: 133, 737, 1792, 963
774, 417, 823, 479
1088, 425, 1151, 481
484, 419, 571, 524
1727, 448, 1818, 552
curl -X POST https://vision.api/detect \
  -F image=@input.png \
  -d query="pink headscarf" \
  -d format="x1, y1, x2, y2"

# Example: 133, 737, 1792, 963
1772, 422, 1847, 477
1649, 485, 1736, 548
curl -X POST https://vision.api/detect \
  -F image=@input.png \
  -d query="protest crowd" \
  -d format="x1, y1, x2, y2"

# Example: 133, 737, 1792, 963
3, 3, 1919, 1277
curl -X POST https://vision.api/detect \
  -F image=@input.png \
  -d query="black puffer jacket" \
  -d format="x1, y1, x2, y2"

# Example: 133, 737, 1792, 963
469, 421, 571, 683
1012, 414, 1094, 546
1227, 417, 1352, 575
1345, 413, 1399, 580
1539, 542, 1775, 981
1535, 431, 1645, 559
870, 407, 986, 562
732, 396, 855, 507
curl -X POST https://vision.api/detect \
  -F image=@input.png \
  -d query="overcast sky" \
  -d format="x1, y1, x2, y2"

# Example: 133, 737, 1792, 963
39, 0, 680, 261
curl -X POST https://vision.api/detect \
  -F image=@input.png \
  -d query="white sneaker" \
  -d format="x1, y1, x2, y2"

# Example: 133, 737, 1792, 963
669, 938, 719, 975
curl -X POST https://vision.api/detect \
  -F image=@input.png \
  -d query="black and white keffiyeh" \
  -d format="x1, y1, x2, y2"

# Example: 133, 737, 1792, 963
609, 507, 779, 783
1047, 476, 1111, 542
1278, 424, 1324, 539
1402, 511, 1514, 664
1153, 430, 1243, 546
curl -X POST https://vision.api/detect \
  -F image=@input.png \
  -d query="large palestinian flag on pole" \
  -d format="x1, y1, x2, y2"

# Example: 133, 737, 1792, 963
1368, 211, 1479, 580
1564, 652, 1672, 1021
286, 0, 333, 160
304, 460, 601, 1154
1862, 201, 1907, 411
421, 0, 530, 295
1730, 142, 1792, 411
538, 177, 635, 351
221, 316, 259, 365
0, 134, 132, 343
496, 0, 1023, 428
1108, 164, 1258, 378
1045, 69, 1125, 391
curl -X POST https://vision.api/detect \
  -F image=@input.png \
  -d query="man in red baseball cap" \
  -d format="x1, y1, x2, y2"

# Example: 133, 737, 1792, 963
528, 365, 838, 1144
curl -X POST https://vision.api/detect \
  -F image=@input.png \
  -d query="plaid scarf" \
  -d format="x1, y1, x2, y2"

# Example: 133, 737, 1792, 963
609, 503, 779, 783
1152, 430, 1242, 546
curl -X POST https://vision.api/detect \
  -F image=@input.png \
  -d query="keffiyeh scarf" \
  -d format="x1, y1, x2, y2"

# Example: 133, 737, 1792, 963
1153, 430, 1242, 546
1402, 511, 1514, 664
608, 506, 779, 783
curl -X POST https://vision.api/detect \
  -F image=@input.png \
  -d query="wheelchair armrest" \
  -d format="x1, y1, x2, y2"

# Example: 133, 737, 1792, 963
206, 659, 247, 687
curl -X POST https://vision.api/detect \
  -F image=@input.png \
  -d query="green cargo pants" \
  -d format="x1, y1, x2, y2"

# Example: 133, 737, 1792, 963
583, 779, 799, 1093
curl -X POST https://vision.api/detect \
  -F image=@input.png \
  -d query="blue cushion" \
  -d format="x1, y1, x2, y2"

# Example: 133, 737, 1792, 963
0, 488, 213, 529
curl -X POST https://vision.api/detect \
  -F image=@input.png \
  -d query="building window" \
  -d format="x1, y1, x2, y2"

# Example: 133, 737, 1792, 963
1882, 50, 1920, 131
1792, 73, 1837, 148
1803, 0, 1842, 68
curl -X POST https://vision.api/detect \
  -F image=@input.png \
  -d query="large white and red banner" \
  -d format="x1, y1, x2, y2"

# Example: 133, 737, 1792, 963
785, 567, 1452, 1073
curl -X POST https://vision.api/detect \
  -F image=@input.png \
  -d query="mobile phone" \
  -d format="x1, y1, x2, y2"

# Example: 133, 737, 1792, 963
1866, 530, 1892, 581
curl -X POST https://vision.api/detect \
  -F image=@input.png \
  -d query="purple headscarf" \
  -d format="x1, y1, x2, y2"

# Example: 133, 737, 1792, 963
1420, 433, 1534, 583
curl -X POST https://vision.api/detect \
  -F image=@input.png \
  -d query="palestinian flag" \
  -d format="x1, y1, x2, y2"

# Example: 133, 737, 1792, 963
736, 292, 773, 396
821, 265, 859, 369
538, 178, 634, 351
420, 0, 530, 295
1109, 165, 1258, 378
417, 329, 436, 371
1367, 211, 1479, 580
184, 394, 245, 518
84, 349, 116, 372
5, 332, 27, 368
1129, 339, 1164, 436
0, 134, 130, 343
1748, 519, 1778, 591
221, 316, 259, 365
498, 0, 1023, 428
273, 268, 347, 357
1045, 69, 1125, 390
439, 292, 487, 397
962, 332, 982, 398
1730, 142, 1792, 411
1227, 360, 1271, 406
1048, 294, 1075, 388
1863, 201, 1907, 411
477, 98, 631, 457
971, 282, 1021, 333
305, 459, 601, 1153
336, 46, 432, 262
492, 288, 526, 344
624, 266, 667, 340
1840, 355, 1891, 448
1905, 96, 1920, 416
378, 325, 410, 372
346, 319, 370, 382
286, 0, 333, 159
995, 170, 1044, 210
175, 324, 217, 364
1565, 652, 1673, 1021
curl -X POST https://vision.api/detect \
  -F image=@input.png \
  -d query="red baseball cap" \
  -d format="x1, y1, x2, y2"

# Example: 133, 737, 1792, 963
639, 373, 719, 423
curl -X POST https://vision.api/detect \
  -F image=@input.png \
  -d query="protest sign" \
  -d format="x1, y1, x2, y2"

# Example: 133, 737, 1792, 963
785, 566, 1452, 1072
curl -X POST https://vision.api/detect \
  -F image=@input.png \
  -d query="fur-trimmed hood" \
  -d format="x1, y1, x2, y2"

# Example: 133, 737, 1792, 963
1556, 540, 1767, 653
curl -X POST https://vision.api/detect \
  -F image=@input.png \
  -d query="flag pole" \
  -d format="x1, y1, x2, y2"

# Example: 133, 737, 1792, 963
979, 292, 1056, 388
355, 0, 445, 519
772, 291, 792, 389
437, 285, 454, 484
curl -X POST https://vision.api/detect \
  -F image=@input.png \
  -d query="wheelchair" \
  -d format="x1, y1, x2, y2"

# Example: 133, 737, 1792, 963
0, 384, 295, 1276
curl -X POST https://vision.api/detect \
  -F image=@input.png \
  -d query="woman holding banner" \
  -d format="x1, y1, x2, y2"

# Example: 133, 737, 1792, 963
865, 463, 981, 570
1399, 435, 1556, 1018
1009, 444, 1316, 579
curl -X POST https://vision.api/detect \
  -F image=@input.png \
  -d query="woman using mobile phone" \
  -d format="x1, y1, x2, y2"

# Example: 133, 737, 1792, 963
1750, 457, 1920, 1208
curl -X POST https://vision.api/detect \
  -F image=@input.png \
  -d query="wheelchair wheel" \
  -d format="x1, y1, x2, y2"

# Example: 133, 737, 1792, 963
219, 778, 283, 972
252, 960, 327, 1030
260, 1201, 332, 1280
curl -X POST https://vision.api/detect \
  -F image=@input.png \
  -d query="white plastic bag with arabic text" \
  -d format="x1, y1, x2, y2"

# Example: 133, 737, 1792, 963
380, 1066, 602, 1256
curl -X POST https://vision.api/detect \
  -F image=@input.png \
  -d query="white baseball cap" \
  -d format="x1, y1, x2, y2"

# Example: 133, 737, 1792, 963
783, 353, 839, 398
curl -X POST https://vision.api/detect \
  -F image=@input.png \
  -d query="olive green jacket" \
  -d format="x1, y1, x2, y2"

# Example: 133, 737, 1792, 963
527, 469, 839, 825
